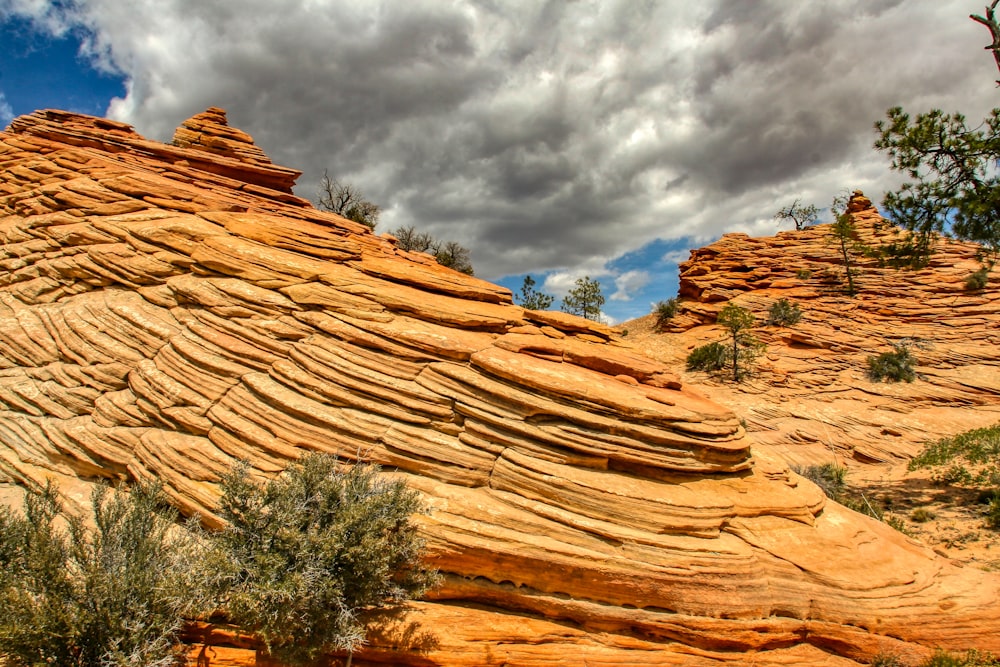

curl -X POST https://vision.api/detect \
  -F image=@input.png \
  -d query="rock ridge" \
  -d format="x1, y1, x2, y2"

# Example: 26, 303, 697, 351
1, 112, 999, 665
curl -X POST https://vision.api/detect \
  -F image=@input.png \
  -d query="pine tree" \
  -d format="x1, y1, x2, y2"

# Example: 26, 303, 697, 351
561, 276, 605, 321
517, 276, 554, 310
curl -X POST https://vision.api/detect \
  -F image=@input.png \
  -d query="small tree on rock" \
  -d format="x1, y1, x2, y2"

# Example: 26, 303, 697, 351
775, 199, 820, 231
561, 276, 605, 321
517, 276, 554, 310
317, 171, 380, 230
830, 194, 861, 297
434, 240, 474, 275
717, 302, 763, 382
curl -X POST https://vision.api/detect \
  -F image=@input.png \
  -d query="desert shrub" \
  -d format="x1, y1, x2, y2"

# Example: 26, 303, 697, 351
871, 652, 904, 667
910, 507, 936, 523
207, 453, 437, 664
794, 464, 910, 534
867, 342, 917, 383
653, 298, 678, 330
686, 342, 729, 373
796, 268, 813, 279
766, 298, 802, 327
910, 423, 1000, 488
794, 463, 847, 499
919, 651, 1000, 667
988, 496, 1000, 530
966, 267, 989, 291
0, 481, 205, 667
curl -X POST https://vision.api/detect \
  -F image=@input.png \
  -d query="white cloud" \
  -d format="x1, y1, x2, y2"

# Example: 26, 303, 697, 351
610, 270, 651, 302
0, 92, 12, 127
661, 248, 692, 266
6, 0, 997, 294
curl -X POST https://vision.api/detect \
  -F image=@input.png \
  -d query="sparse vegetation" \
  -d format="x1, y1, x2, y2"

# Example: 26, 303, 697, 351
830, 193, 863, 296
910, 507, 936, 523
392, 225, 475, 275
716, 302, 763, 382
654, 298, 679, 330
207, 454, 437, 664
966, 267, 990, 291
561, 276, 605, 322
919, 649, 1000, 667
516, 275, 554, 310
0, 454, 435, 667
910, 423, 1000, 530
796, 268, 812, 279
794, 463, 909, 534
866, 341, 917, 383
766, 298, 802, 327
317, 171, 380, 230
0, 480, 205, 667
871, 652, 905, 667
686, 341, 729, 373
774, 199, 820, 231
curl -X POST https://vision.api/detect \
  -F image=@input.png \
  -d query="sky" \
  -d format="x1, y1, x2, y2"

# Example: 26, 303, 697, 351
0, 0, 996, 323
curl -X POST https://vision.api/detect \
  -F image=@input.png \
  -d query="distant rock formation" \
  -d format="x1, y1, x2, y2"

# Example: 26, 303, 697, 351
2, 110, 999, 665
642, 192, 1000, 467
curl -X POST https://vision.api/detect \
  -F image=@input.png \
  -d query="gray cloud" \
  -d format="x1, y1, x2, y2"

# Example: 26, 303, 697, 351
6, 0, 997, 286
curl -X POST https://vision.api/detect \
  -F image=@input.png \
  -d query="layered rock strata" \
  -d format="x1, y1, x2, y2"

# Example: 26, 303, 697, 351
638, 193, 1000, 468
1, 110, 999, 665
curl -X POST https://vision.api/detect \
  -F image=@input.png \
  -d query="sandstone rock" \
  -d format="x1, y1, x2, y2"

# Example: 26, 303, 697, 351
637, 192, 1000, 468
2, 114, 998, 665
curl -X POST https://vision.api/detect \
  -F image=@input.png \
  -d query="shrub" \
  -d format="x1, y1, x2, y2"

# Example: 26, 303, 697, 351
871, 652, 904, 667
910, 423, 1000, 491
910, 507, 936, 523
966, 267, 989, 291
207, 453, 437, 664
766, 298, 802, 327
796, 268, 812, 279
867, 341, 917, 383
653, 298, 678, 330
794, 463, 847, 499
686, 342, 729, 373
0, 481, 205, 667
988, 495, 1000, 530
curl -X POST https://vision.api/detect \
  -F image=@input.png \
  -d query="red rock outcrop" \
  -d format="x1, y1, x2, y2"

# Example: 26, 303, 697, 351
634, 193, 1000, 469
2, 111, 999, 665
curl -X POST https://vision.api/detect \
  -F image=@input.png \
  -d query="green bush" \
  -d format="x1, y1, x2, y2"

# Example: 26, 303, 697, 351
910, 423, 1000, 490
796, 268, 812, 279
966, 267, 989, 291
766, 298, 802, 327
0, 481, 204, 667
653, 298, 678, 330
207, 453, 437, 664
794, 463, 847, 499
686, 342, 729, 373
910, 507, 936, 523
867, 342, 917, 383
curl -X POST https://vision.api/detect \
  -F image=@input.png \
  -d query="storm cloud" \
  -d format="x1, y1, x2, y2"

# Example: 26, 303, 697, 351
3, 0, 996, 318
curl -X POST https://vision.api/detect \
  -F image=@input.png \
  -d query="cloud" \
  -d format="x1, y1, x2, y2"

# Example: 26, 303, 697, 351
6, 0, 997, 317
610, 270, 651, 302
0, 92, 12, 126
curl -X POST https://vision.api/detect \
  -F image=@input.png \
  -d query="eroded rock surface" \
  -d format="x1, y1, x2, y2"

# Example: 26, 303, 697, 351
1, 111, 998, 665
634, 193, 1000, 469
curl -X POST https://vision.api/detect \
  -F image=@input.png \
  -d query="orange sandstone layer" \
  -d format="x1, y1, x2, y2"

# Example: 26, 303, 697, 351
631, 193, 1000, 469
1, 110, 998, 665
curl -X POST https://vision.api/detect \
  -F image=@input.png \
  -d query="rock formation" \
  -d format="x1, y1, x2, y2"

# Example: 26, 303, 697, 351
2, 109, 999, 665
634, 193, 1000, 469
